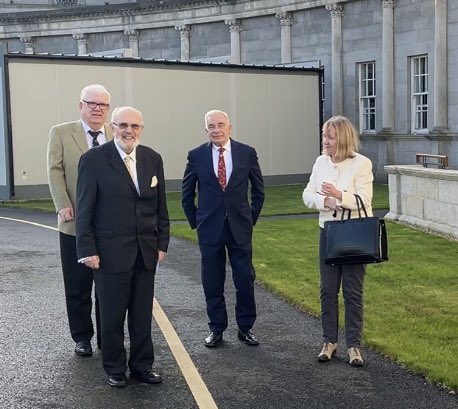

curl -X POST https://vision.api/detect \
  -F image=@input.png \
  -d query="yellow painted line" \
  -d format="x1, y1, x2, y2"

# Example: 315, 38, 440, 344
153, 298, 219, 409
0, 216, 59, 231
1, 215, 218, 409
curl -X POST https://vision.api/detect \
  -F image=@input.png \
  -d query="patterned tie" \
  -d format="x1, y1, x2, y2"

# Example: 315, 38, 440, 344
124, 156, 135, 181
217, 147, 226, 191
88, 130, 100, 147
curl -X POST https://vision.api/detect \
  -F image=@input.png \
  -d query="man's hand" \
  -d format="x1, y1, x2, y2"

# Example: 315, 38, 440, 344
83, 255, 100, 269
158, 251, 167, 263
58, 207, 74, 223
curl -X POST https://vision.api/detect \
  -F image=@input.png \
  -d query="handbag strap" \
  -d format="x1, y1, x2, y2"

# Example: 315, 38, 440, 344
340, 194, 369, 220
354, 194, 369, 218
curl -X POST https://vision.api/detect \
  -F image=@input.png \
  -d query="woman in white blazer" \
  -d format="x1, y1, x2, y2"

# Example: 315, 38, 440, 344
302, 116, 373, 367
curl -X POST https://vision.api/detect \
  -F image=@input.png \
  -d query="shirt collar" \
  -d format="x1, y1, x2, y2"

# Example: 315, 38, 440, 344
81, 120, 105, 136
212, 139, 231, 152
114, 140, 137, 162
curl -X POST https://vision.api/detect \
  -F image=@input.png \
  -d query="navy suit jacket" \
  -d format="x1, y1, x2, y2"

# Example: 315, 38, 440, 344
181, 139, 264, 245
76, 140, 170, 272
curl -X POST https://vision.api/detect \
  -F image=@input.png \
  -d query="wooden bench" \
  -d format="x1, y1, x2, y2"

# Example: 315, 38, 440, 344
415, 153, 449, 169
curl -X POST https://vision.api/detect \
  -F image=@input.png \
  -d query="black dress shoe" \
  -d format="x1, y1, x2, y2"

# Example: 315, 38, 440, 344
204, 331, 223, 348
237, 330, 259, 346
74, 341, 93, 357
130, 369, 163, 384
108, 374, 127, 388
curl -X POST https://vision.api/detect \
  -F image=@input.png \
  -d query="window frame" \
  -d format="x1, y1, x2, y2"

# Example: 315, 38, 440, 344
410, 55, 428, 134
358, 61, 376, 134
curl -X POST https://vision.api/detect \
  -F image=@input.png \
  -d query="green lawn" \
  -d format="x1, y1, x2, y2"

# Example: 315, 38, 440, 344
1, 183, 457, 391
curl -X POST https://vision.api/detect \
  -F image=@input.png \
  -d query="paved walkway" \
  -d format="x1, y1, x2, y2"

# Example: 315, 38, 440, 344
0, 207, 456, 409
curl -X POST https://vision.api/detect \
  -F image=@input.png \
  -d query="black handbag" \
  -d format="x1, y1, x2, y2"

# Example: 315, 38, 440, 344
323, 194, 388, 265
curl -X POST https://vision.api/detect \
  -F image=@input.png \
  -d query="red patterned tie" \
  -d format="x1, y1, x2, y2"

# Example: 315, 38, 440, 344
217, 147, 226, 191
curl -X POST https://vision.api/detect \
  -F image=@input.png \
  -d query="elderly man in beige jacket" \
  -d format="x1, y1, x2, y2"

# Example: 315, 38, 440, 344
47, 84, 113, 357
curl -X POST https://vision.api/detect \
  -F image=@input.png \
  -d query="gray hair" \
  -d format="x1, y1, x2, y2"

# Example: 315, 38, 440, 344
204, 109, 230, 128
80, 84, 111, 104
111, 106, 143, 123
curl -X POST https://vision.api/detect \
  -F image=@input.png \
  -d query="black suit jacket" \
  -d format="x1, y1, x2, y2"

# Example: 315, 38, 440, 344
76, 140, 170, 272
181, 138, 264, 245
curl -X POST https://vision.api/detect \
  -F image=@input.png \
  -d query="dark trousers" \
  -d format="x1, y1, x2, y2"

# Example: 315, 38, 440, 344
199, 220, 256, 333
60, 232, 100, 346
94, 250, 155, 376
319, 228, 365, 348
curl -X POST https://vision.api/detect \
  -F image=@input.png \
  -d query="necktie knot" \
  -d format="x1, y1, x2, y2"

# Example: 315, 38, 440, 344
88, 130, 101, 147
218, 147, 225, 154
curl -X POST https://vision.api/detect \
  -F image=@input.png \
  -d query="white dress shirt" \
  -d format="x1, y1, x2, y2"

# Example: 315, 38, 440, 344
114, 141, 140, 195
212, 140, 233, 185
81, 120, 108, 148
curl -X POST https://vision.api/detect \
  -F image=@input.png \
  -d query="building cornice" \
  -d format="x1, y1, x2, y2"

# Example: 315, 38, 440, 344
0, 0, 343, 38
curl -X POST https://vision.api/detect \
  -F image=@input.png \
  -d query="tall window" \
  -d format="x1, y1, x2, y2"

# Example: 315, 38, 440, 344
411, 55, 428, 132
359, 62, 376, 132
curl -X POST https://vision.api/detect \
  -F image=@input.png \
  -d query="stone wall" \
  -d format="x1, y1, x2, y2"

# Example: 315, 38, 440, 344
385, 164, 458, 240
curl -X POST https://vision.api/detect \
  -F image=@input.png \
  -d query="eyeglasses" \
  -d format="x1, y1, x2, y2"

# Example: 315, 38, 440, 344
112, 122, 144, 131
82, 100, 110, 110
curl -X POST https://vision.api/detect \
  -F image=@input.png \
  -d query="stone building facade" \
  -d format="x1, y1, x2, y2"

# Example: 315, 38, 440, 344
0, 0, 457, 182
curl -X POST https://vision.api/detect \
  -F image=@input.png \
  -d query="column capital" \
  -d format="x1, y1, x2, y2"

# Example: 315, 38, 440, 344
382, 0, 396, 8
124, 28, 139, 41
175, 24, 191, 38
72, 33, 86, 45
20, 35, 34, 46
326, 3, 344, 17
225, 19, 241, 33
275, 11, 293, 26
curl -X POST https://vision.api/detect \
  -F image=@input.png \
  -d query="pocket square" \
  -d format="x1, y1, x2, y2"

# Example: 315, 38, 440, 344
150, 176, 158, 187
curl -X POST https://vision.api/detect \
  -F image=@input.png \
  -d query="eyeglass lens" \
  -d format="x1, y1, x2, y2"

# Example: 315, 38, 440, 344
83, 100, 110, 110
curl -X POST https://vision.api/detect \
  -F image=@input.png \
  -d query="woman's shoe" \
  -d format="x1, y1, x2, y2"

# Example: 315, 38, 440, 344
317, 342, 337, 362
348, 347, 364, 366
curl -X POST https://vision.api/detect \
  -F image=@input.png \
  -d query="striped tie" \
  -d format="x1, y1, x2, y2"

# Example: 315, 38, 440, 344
124, 156, 134, 181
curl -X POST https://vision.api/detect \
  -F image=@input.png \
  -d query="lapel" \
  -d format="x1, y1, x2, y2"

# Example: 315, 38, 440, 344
136, 146, 148, 195
104, 123, 114, 141
107, 141, 138, 194
72, 122, 113, 153
226, 138, 237, 191
72, 122, 89, 154
205, 142, 221, 189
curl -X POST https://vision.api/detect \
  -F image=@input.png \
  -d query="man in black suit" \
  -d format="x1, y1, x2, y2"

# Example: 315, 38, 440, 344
76, 106, 169, 387
182, 109, 264, 348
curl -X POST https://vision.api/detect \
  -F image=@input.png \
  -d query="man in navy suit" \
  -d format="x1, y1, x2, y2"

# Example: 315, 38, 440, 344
182, 109, 265, 347
76, 106, 169, 387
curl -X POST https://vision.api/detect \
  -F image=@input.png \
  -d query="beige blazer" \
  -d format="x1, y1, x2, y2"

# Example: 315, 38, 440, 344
47, 120, 113, 235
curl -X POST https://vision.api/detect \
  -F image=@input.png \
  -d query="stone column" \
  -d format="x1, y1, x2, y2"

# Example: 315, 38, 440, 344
124, 29, 139, 58
20, 36, 35, 54
275, 12, 293, 64
326, 3, 343, 115
381, 0, 395, 133
225, 19, 241, 64
72, 33, 87, 55
175, 24, 191, 61
433, 0, 448, 134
